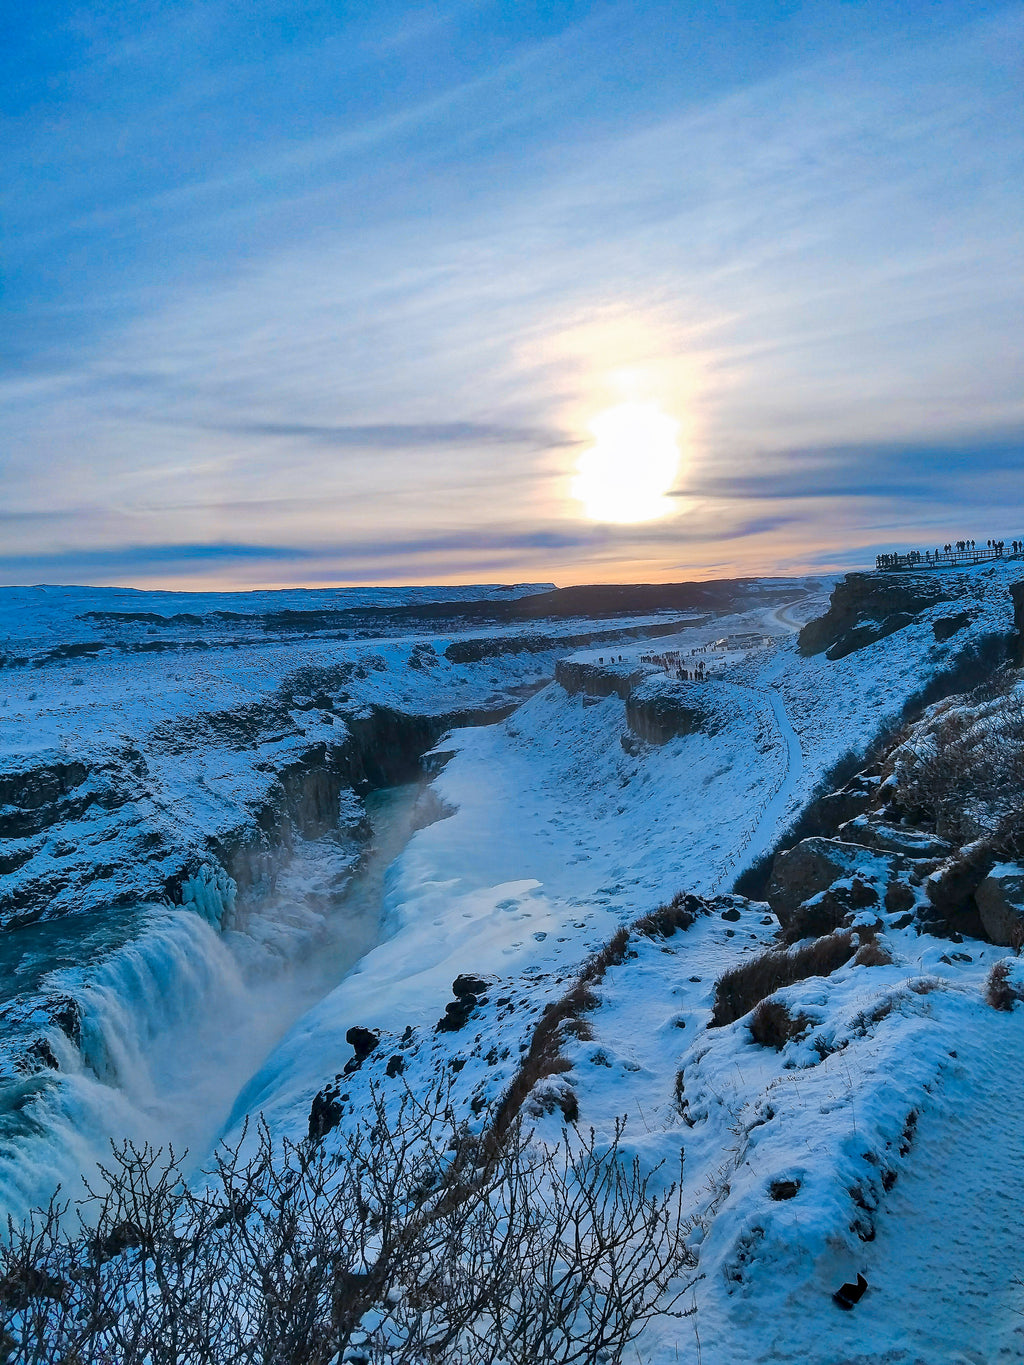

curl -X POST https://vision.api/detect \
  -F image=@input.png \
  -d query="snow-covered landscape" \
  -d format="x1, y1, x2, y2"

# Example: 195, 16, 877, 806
1, 561, 1022, 1361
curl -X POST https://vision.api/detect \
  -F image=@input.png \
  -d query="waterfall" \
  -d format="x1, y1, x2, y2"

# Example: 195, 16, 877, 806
0, 784, 423, 1226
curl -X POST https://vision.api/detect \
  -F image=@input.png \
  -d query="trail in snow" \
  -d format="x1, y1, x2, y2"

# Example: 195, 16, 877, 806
768, 599, 810, 634
834, 1008, 1024, 1364
710, 605, 806, 890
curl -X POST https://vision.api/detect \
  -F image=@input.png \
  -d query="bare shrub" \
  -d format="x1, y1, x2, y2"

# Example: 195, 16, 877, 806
986, 961, 1024, 1011
748, 1000, 813, 1050
854, 940, 894, 967
633, 892, 706, 940
891, 683, 1024, 847
709, 931, 856, 1028
0, 1091, 697, 1365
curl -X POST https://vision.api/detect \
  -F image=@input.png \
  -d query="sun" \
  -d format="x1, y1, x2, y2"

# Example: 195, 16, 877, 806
571, 402, 681, 523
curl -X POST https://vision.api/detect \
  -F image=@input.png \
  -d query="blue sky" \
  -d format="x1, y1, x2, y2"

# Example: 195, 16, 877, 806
2, 0, 1022, 588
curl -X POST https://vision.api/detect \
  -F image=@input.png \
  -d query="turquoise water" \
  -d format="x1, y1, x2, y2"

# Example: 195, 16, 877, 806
0, 783, 423, 1221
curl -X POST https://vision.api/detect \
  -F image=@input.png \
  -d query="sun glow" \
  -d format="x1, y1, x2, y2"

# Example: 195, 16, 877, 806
572, 402, 681, 523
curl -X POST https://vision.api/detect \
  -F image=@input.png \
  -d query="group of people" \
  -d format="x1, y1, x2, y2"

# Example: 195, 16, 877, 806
876, 538, 1022, 571
637, 647, 712, 682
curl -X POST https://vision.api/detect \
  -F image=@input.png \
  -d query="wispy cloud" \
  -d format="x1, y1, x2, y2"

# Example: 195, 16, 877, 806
1, 2, 1021, 587
192, 420, 577, 450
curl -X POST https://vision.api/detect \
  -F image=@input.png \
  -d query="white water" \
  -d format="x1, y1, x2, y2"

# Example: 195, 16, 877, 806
0, 784, 421, 1222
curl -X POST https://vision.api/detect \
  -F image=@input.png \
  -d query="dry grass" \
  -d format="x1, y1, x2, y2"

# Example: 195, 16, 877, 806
854, 940, 894, 967
710, 930, 856, 1028
633, 891, 707, 939
494, 897, 707, 1136
986, 961, 1024, 1011
748, 1000, 813, 1050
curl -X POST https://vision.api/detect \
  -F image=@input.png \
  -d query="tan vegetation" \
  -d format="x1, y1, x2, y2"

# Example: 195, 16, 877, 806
709, 931, 856, 1029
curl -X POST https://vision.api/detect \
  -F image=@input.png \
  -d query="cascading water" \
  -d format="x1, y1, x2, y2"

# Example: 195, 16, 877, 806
0, 784, 423, 1224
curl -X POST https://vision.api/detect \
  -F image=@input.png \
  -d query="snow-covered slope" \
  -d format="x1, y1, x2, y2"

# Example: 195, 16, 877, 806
1, 562, 1023, 1361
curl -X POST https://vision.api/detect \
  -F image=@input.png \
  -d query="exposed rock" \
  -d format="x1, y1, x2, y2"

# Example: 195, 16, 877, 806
23, 1038, 60, 1072
0, 756, 94, 839
452, 973, 491, 999
766, 838, 893, 934
813, 773, 880, 830
308, 1083, 343, 1140
924, 844, 995, 939
555, 658, 647, 701
784, 889, 848, 940
343, 1026, 380, 1074
48, 996, 82, 1049
625, 678, 729, 746
932, 612, 972, 642
885, 880, 917, 915
450, 618, 701, 666
838, 816, 951, 862
975, 864, 1024, 947
799, 573, 952, 660
1011, 581, 1024, 665
436, 999, 475, 1032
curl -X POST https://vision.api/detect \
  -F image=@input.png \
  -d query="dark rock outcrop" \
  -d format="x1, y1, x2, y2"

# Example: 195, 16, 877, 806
342, 1026, 380, 1075
1012, 581, 1024, 665
975, 865, 1024, 947
932, 612, 972, 642
799, 573, 953, 660
766, 838, 891, 934
436, 974, 492, 1032
624, 678, 729, 746
923, 844, 995, 939
555, 659, 647, 701
308, 1083, 343, 1140
448, 618, 703, 665
837, 817, 951, 862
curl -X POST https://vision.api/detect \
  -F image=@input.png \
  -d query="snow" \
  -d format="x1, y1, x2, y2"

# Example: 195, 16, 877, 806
2, 560, 1024, 1358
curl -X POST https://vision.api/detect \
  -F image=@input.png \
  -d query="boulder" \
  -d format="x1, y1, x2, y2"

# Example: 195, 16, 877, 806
975, 864, 1024, 947
343, 1026, 380, 1073
885, 880, 916, 915
838, 816, 951, 862
766, 838, 893, 933
924, 843, 994, 939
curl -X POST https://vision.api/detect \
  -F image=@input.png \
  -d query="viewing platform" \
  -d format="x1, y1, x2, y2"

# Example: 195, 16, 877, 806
877, 545, 1020, 572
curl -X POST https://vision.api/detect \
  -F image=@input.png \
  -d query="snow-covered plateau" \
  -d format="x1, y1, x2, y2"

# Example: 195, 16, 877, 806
1, 565, 1023, 1363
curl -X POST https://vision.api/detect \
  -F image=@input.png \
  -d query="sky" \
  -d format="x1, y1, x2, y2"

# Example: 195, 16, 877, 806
1, 0, 1022, 590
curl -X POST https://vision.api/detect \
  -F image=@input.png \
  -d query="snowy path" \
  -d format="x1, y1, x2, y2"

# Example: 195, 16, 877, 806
711, 630, 805, 891
825, 1006, 1024, 1365
769, 599, 809, 634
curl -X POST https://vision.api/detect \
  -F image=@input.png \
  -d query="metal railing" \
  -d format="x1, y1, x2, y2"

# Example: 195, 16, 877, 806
876, 547, 1019, 572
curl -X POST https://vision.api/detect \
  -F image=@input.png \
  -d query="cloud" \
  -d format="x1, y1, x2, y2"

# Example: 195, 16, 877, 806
1, 3, 1022, 587
0, 542, 314, 580
194, 420, 577, 450
679, 428, 1024, 505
